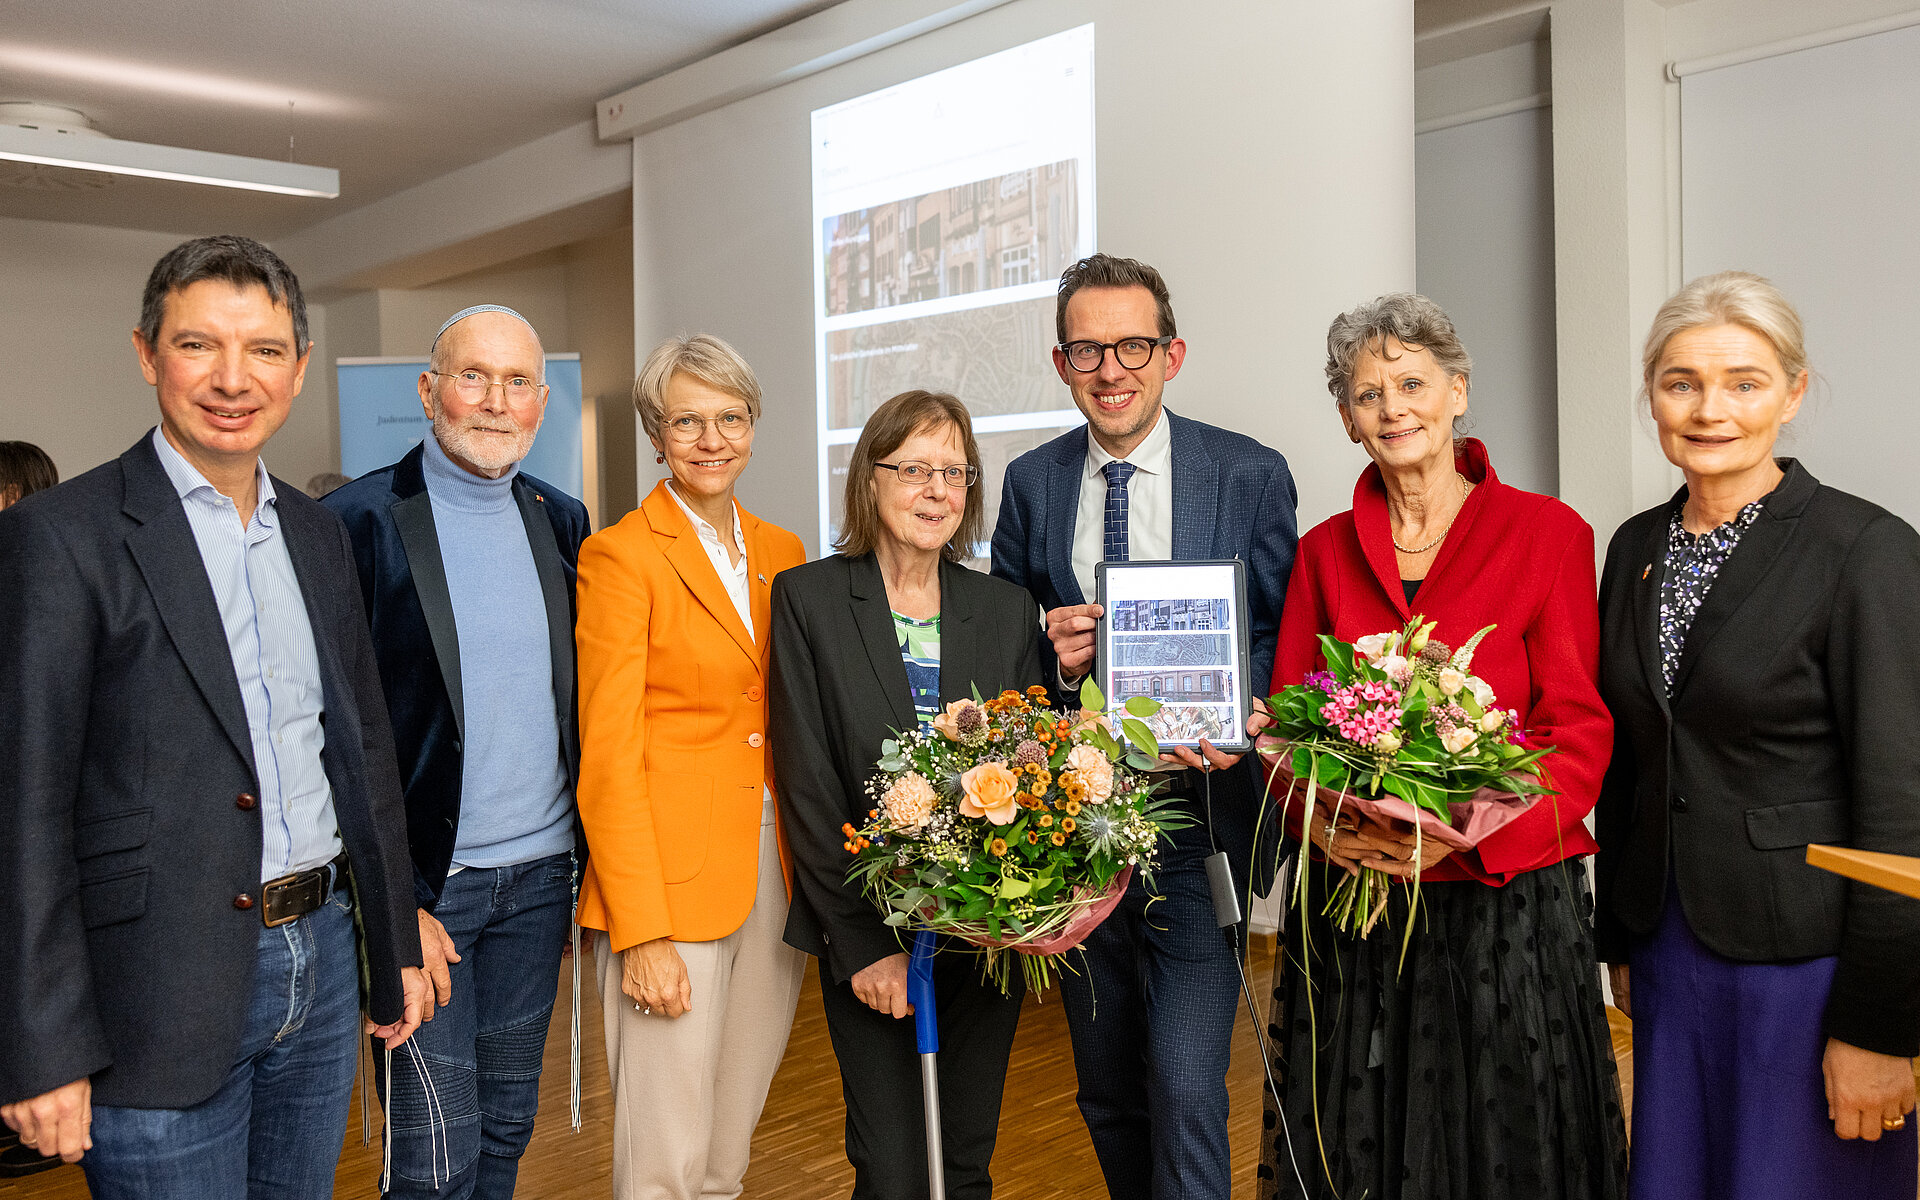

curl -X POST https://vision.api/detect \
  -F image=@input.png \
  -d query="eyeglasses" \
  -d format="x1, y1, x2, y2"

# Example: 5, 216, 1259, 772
1058, 335, 1173, 373
875, 461, 980, 488
664, 410, 754, 443
430, 370, 543, 403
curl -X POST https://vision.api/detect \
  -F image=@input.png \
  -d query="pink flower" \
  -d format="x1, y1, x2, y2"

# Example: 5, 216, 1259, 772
1354, 632, 1394, 662
959, 762, 1020, 825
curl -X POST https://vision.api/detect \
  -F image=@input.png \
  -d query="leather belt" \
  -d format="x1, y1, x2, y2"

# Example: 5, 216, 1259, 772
261, 853, 349, 928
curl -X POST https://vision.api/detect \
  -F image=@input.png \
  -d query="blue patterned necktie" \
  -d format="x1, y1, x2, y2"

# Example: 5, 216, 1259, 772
1102, 460, 1137, 563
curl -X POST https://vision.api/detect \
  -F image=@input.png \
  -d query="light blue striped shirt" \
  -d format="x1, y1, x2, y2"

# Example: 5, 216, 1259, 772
151, 427, 342, 881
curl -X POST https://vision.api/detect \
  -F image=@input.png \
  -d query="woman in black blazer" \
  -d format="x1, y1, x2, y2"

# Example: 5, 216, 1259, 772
1596, 271, 1920, 1199
770, 390, 1043, 1200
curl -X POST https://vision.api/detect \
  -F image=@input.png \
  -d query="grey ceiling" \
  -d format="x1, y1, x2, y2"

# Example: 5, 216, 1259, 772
0, 0, 838, 238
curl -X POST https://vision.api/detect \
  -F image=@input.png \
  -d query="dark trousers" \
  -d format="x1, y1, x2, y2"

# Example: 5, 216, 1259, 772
376, 852, 574, 1200
818, 940, 1025, 1200
1060, 827, 1244, 1200
83, 892, 361, 1200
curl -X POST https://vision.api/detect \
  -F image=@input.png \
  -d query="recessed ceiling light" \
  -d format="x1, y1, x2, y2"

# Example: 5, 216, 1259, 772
0, 104, 339, 198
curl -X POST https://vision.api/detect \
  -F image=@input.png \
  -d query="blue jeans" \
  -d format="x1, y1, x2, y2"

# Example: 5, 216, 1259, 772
377, 852, 573, 1199
1059, 827, 1244, 1200
83, 890, 361, 1200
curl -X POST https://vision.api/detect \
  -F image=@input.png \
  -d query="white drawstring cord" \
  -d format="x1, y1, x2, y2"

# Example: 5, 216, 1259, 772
359, 1036, 372, 1145
399, 1036, 452, 1189
569, 922, 583, 1132
381, 1045, 394, 1193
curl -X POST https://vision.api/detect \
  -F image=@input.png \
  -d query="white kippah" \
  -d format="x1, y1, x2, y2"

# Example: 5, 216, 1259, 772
431, 304, 535, 349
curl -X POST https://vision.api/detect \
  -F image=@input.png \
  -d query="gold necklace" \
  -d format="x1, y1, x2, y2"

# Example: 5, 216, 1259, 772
1391, 474, 1471, 555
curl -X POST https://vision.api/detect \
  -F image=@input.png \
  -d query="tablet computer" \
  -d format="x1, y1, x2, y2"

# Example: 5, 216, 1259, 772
1093, 558, 1253, 753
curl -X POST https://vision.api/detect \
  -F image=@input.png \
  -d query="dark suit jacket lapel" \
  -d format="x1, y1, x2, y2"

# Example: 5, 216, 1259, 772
1631, 505, 1674, 716
120, 440, 256, 774
390, 452, 465, 739
276, 484, 359, 747
515, 478, 576, 784
848, 554, 916, 733
936, 559, 977, 705
1045, 430, 1087, 607
1671, 462, 1817, 700
1167, 411, 1218, 561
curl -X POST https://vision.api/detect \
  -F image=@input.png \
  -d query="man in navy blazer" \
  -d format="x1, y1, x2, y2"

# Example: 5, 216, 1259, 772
0, 236, 427, 1197
323, 305, 588, 1199
991, 254, 1296, 1200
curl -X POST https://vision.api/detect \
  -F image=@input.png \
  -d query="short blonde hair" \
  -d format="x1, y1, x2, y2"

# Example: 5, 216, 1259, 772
633, 333, 762, 444
1641, 271, 1808, 396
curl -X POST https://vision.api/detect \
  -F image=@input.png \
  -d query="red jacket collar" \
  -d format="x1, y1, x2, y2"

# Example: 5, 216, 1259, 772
1352, 438, 1500, 618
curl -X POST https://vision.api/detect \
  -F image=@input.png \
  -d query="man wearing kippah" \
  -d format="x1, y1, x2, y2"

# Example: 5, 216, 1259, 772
324, 306, 589, 1199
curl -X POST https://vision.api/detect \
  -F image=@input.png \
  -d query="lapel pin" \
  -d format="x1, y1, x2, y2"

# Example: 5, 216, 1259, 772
1641, 564, 1651, 580
757, 572, 766, 584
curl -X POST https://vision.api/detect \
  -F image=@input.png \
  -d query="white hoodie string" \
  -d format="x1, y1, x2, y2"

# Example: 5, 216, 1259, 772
384, 1038, 452, 1191
570, 921, 583, 1132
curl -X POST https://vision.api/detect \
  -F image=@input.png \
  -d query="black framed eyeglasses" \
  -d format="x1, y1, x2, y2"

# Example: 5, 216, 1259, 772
874, 461, 980, 488
1058, 335, 1173, 373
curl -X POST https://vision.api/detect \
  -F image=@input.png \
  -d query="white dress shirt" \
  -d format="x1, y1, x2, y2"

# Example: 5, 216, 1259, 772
666, 481, 775, 826
151, 427, 342, 881
1071, 407, 1174, 601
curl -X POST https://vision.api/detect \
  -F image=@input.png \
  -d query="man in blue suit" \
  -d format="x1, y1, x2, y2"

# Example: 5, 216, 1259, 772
323, 306, 589, 1199
991, 253, 1297, 1199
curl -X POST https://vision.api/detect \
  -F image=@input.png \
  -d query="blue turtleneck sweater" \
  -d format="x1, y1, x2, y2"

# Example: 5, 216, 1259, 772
422, 434, 574, 869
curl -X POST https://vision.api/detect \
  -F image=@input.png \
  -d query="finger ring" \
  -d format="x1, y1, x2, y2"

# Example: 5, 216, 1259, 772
1884, 1115, 1907, 1130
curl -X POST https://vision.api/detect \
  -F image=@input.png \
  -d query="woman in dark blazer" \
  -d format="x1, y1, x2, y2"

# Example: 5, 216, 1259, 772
770, 390, 1043, 1200
1597, 271, 1920, 1199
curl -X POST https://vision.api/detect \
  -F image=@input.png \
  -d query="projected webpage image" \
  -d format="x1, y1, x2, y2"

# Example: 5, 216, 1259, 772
822, 160, 1081, 316
813, 24, 1094, 555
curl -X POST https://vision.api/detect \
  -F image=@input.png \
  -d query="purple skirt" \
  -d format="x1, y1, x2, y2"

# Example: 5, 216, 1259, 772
1628, 887, 1917, 1199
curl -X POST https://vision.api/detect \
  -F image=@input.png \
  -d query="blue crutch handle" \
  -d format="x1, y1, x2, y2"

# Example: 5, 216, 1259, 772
909, 928, 939, 1054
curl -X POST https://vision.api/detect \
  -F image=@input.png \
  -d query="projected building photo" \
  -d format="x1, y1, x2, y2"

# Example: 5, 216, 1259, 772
822, 159, 1079, 317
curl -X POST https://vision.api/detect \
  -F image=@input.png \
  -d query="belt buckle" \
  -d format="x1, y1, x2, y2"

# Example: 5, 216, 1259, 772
260, 868, 324, 928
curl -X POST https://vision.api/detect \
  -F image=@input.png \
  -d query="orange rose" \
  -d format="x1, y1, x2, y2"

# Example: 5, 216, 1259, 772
959, 762, 1020, 825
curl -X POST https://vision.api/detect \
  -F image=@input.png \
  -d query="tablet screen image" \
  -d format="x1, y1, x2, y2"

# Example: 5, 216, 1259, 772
1095, 561, 1252, 752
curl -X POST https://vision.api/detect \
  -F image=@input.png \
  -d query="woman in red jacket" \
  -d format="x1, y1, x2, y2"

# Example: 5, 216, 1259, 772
1257, 294, 1627, 1200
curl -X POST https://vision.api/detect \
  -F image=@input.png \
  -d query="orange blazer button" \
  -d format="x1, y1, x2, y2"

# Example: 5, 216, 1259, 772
747, 732, 764, 748
747, 686, 763, 702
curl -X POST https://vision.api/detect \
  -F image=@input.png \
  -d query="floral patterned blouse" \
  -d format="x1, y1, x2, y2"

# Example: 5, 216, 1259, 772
1658, 499, 1765, 695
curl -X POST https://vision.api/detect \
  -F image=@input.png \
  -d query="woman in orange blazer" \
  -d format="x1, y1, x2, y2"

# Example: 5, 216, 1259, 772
573, 334, 807, 1200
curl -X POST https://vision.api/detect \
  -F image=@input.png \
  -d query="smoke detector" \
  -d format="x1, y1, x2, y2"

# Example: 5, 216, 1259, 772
0, 104, 118, 190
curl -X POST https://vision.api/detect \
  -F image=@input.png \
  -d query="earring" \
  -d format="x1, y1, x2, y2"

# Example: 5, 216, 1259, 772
656, 453, 665, 464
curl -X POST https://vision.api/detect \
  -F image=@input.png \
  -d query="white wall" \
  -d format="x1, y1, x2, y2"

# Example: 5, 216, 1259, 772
628, 0, 1415, 555
1678, 19, 1920, 527
0, 215, 338, 489
1416, 103, 1559, 497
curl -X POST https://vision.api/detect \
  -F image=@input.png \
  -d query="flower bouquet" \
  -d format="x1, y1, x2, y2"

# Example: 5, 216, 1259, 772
1256, 615, 1556, 944
844, 681, 1187, 992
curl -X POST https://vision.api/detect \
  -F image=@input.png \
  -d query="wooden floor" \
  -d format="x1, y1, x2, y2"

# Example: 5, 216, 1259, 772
0, 938, 1645, 1200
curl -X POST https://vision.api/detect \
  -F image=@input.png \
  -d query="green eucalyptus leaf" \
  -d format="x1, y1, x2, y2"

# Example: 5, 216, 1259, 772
1124, 695, 1162, 718
1079, 676, 1107, 712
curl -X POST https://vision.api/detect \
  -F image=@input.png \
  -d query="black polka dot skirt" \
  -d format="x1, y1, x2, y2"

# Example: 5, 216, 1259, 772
1257, 862, 1629, 1200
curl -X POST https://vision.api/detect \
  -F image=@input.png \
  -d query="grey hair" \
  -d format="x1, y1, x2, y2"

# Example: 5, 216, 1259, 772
1324, 292, 1473, 439
139, 235, 309, 354
1641, 270, 1808, 398
633, 333, 763, 445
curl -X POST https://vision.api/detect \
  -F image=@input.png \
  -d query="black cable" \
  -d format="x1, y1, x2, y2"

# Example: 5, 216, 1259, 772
1199, 764, 1312, 1197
